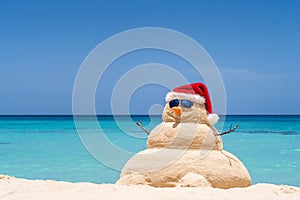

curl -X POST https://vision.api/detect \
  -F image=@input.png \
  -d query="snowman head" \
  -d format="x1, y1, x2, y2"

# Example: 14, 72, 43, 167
162, 82, 219, 125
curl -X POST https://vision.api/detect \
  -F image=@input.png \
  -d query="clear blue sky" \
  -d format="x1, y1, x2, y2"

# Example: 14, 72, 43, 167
0, 0, 299, 115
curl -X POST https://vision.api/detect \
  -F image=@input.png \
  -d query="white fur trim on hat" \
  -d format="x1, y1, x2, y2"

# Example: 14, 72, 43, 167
207, 114, 219, 125
165, 92, 205, 104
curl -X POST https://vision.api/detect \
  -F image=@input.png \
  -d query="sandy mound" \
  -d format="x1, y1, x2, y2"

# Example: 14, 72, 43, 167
0, 175, 299, 200
117, 149, 251, 188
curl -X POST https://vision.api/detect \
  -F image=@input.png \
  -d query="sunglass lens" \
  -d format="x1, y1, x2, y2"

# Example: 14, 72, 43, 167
169, 99, 179, 108
181, 100, 193, 108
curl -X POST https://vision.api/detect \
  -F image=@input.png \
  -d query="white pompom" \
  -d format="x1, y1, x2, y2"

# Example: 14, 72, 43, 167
207, 114, 219, 125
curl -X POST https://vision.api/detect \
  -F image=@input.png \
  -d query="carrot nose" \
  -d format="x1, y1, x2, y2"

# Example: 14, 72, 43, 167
172, 106, 182, 115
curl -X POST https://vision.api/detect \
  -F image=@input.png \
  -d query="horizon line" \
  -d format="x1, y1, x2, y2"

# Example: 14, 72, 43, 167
0, 114, 300, 117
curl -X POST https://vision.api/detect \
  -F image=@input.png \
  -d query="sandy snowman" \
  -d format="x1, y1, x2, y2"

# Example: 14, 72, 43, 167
117, 82, 251, 189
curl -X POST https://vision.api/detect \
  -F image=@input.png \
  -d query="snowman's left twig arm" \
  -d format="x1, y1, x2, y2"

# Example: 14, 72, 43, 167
136, 121, 150, 135
219, 124, 239, 136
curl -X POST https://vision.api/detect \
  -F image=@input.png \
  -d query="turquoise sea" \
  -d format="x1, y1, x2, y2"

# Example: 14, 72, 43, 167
0, 115, 299, 186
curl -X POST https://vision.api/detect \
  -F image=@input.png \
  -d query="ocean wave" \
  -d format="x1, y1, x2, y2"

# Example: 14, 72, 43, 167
236, 130, 300, 135
0, 142, 10, 145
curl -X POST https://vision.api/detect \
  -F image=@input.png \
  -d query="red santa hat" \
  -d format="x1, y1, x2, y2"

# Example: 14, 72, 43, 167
165, 82, 219, 125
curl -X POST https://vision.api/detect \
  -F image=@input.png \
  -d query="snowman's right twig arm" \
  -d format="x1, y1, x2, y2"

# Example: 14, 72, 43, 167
136, 121, 150, 135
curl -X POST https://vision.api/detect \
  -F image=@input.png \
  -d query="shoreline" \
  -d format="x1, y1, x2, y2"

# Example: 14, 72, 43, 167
1, 175, 299, 200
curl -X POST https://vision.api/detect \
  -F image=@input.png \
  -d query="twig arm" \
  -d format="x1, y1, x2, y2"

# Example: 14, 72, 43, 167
136, 120, 150, 135
219, 124, 239, 136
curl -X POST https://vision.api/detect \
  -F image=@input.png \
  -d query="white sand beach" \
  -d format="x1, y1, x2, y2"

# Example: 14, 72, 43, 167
0, 175, 299, 200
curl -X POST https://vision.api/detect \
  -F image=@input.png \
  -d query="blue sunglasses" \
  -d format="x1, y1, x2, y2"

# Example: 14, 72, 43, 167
169, 99, 193, 108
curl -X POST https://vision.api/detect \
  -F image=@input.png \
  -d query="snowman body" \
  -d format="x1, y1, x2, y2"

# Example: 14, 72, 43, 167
117, 83, 251, 188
